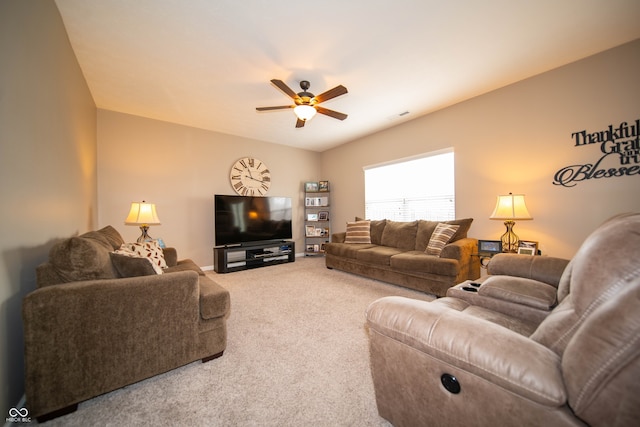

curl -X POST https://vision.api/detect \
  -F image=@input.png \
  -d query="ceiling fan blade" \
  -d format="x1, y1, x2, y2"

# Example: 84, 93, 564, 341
256, 105, 294, 111
313, 85, 348, 104
315, 106, 348, 121
295, 118, 306, 128
271, 79, 300, 101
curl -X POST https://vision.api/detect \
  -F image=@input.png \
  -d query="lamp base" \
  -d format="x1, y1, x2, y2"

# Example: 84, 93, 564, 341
500, 220, 520, 253
137, 225, 153, 243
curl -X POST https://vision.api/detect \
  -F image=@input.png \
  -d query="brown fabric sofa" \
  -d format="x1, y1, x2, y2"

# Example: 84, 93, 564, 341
325, 219, 480, 296
22, 226, 230, 422
365, 212, 640, 426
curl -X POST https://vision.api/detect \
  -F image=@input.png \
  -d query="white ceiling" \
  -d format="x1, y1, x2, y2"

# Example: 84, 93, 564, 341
55, 0, 640, 152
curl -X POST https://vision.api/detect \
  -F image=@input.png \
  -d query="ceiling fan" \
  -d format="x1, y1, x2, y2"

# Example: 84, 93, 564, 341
256, 79, 348, 128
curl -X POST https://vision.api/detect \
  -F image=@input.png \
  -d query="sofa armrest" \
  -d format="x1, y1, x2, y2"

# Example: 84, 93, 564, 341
366, 296, 566, 406
331, 232, 346, 243
440, 237, 480, 280
487, 253, 570, 287
440, 237, 477, 260
23, 271, 200, 416
162, 247, 178, 267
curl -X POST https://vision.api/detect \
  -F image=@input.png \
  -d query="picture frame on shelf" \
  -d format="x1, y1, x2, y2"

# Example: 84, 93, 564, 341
318, 181, 329, 192
307, 213, 318, 221
305, 182, 319, 192
318, 211, 329, 221
518, 240, 538, 255
306, 244, 315, 252
305, 225, 316, 237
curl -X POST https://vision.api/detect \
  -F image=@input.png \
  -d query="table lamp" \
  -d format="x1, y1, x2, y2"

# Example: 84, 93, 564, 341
489, 193, 532, 253
124, 201, 161, 243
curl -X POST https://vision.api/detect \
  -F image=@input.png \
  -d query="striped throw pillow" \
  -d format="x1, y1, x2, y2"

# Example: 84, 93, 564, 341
425, 223, 460, 256
344, 220, 372, 244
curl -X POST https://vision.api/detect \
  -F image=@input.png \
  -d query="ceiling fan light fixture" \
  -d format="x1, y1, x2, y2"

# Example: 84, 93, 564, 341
294, 104, 317, 121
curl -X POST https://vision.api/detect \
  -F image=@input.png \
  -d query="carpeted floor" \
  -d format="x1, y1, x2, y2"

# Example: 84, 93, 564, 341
42, 256, 436, 426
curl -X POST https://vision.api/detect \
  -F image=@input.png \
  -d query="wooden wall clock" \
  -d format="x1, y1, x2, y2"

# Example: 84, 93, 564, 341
230, 157, 271, 196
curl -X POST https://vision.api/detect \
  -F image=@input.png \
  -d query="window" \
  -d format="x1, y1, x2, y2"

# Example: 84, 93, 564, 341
364, 149, 455, 221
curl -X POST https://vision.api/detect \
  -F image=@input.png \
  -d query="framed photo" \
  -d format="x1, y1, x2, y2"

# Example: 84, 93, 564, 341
318, 180, 329, 192
478, 239, 502, 254
305, 225, 316, 237
305, 182, 319, 192
517, 247, 536, 256
518, 240, 538, 255
306, 244, 315, 252
307, 213, 318, 221
318, 211, 329, 221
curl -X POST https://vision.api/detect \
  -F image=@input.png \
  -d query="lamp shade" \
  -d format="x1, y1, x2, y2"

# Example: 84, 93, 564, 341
294, 104, 317, 121
124, 201, 161, 225
489, 193, 532, 220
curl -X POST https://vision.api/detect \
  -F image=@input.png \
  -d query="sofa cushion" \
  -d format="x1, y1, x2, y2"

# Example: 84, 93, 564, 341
381, 221, 418, 250
425, 223, 460, 256
165, 259, 206, 276
345, 220, 372, 243
324, 242, 375, 258
415, 218, 473, 250
356, 246, 405, 265
48, 231, 116, 283
97, 225, 125, 250
109, 252, 158, 277
390, 251, 459, 276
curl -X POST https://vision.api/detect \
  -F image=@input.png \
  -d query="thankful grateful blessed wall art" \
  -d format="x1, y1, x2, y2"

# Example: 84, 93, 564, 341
553, 119, 640, 187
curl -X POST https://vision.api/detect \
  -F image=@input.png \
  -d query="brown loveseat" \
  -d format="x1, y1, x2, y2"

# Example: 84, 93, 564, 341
366, 213, 640, 426
325, 219, 480, 296
22, 226, 230, 422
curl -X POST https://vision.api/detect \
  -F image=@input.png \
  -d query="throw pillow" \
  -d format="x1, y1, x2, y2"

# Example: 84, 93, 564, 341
425, 223, 460, 256
116, 241, 167, 273
344, 220, 372, 244
48, 232, 116, 283
109, 252, 158, 277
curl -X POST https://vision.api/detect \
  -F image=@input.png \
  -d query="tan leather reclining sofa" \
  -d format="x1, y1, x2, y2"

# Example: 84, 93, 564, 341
22, 226, 230, 422
366, 212, 640, 426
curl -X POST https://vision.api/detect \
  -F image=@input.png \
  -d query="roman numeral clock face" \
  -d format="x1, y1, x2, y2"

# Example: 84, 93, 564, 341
230, 157, 271, 196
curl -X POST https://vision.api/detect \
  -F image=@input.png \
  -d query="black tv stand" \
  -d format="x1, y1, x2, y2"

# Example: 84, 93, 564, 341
213, 241, 295, 273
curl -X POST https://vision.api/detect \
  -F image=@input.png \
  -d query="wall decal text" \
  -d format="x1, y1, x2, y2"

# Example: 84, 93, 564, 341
553, 119, 640, 187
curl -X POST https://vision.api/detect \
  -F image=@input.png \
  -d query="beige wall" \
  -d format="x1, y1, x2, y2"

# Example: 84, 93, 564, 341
0, 0, 97, 415
322, 39, 640, 259
97, 110, 321, 266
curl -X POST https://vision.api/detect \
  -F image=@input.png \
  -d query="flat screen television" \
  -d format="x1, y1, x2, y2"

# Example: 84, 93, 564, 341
214, 194, 293, 246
